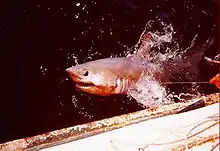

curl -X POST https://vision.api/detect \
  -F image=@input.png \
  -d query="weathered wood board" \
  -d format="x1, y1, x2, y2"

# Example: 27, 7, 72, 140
0, 93, 219, 151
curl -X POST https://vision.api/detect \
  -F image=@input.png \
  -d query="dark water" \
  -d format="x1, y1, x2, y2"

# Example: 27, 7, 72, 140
0, 0, 218, 143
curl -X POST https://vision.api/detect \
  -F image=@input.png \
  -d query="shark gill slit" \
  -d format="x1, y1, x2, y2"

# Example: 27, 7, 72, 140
115, 77, 127, 94
122, 77, 129, 94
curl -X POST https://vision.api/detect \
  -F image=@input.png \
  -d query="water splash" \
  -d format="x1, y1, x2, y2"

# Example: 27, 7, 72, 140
71, 95, 94, 120
128, 75, 173, 108
126, 19, 207, 107
67, 53, 79, 66
167, 92, 197, 102
146, 21, 180, 63
125, 21, 173, 108
127, 19, 180, 63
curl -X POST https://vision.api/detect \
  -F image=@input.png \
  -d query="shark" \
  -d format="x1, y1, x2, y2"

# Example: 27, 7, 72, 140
66, 29, 213, 97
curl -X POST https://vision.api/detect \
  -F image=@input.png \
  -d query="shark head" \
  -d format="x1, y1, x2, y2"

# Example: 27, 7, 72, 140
66, 58, 143, 96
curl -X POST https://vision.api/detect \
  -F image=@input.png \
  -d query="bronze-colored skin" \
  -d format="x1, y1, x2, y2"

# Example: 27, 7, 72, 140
66, 57, 147, 96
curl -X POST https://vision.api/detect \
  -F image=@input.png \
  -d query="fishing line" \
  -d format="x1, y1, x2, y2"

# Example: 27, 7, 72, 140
162, 81, 209, 84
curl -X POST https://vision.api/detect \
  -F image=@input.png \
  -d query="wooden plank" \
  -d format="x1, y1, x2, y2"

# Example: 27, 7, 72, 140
0, 93, 219, 151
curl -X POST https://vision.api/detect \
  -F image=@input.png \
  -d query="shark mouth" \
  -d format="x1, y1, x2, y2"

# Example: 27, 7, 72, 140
66, 71, 95, 88
76, 81, 95, 88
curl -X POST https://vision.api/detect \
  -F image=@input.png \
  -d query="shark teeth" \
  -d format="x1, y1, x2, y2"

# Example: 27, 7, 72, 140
76, 82, 95, 87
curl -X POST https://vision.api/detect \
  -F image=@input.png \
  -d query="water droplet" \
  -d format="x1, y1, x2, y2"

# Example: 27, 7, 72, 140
76, 3, 80, 7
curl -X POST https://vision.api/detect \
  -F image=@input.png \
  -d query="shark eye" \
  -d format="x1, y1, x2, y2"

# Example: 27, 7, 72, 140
83, 70, 89, 76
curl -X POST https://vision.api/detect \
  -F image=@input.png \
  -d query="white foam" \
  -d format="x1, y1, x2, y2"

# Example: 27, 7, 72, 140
128, 75, 173, 108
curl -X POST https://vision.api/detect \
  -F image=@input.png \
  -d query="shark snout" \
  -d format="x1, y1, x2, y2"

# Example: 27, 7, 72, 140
66, 67, 74, 76
66, 67, 81, 82
66, 67, 72, 73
